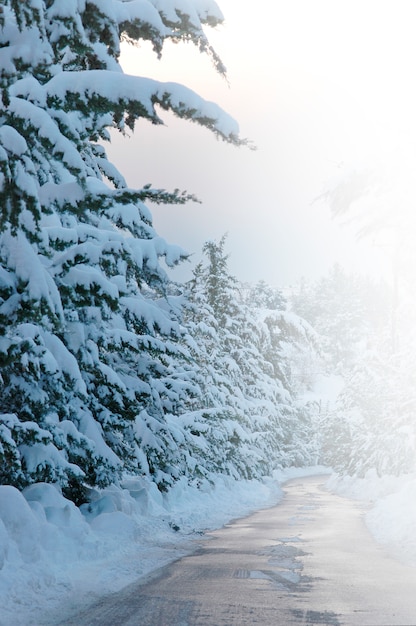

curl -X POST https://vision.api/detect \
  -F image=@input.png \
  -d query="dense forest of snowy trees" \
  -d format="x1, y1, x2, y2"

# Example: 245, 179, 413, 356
1, 0, 415, 514
291, 265, 416, 478
311, 156, 416, 478
0, 0, 319, 506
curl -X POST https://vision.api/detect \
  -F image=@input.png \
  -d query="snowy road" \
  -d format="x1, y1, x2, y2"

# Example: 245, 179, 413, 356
59, 476, 416, 626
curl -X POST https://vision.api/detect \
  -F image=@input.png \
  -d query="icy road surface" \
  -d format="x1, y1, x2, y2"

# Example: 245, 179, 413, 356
59, 475, 416, 625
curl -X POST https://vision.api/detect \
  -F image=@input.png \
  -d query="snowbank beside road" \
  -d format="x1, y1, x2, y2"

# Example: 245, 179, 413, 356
0, 466, 326, 626
327, 471, 416, 567
3, 466, 415, 626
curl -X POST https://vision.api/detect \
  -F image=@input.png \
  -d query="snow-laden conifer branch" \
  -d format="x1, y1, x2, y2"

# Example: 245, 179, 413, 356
9, 71, 241, 143
37, 71, 241, 142
117, 0, 226, 73
115, 184, 201, 206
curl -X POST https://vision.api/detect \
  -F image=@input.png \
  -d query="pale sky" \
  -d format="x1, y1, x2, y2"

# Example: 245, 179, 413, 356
106, 0, 416, 288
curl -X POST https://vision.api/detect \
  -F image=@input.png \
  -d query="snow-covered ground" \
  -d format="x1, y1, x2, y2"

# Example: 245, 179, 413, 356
328, 470, 416, 568
1, 466, 416, 626
0, 466, 326, 626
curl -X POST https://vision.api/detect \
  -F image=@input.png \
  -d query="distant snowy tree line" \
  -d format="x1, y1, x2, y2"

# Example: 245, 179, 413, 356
313, 149, 416, 478
292, 265, 416, 479
1, 1, 413, 507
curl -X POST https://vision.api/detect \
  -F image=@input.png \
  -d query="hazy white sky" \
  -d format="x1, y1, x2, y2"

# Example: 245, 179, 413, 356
107, 0, 416, 287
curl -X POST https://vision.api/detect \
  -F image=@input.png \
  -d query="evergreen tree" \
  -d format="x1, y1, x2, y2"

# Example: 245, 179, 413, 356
292, 266, 416, 477
322, 320, 416, 477
183, 238, 318, 476
242, 280, 286, 311
291, 265, 391, 373
0, 0, 241, 501
248, 286, 320, 466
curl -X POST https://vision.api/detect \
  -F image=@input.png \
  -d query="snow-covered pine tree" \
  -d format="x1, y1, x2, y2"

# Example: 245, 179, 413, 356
183, 237, 316, 477
242, 280, 286, 312
290, 267, 416, 476
320, 302, 416, 478
0, 0, 241, 501
316, 160, 416, 478
322, 340, 416, 477
291, 265, 391, 374
177, 237, 263, 481
244, 281, 321, 465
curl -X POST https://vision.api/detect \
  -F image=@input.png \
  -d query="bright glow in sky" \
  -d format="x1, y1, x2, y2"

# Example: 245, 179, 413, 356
106, 0, 416, 287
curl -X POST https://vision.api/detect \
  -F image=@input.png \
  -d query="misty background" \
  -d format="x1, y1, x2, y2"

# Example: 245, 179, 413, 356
106, 0, 416, 288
